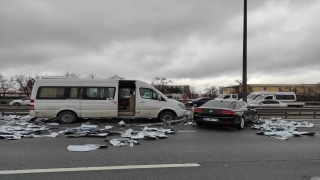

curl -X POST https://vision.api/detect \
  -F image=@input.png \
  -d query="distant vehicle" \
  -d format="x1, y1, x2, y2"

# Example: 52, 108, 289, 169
193, 99, 259, 130
185, 98, 214, 107
9, 97, 30, 106
215, 94, 238, 100
30, 77, 187, 123
249, 100, 288, 107
247, 91, 296, 102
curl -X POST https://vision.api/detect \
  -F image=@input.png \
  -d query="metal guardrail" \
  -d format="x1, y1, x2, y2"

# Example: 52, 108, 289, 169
255, 108, 320, 118
0, 108, 30, 116
305, 101, 320, 105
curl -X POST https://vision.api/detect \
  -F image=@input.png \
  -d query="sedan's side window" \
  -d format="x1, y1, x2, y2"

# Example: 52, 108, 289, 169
270, 101, 279, 104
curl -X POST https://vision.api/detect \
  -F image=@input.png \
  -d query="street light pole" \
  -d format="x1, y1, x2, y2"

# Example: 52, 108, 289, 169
242, 0, 247, 102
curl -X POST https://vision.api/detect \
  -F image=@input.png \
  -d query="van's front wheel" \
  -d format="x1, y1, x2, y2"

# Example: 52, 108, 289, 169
58, 111, 77, 123
159, 112, 176, 122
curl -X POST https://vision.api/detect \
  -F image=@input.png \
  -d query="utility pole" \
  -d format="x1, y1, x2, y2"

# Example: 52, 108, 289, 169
242, 0, 247, 102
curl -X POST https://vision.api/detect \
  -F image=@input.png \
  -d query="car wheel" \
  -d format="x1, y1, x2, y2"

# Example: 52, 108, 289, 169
13, 102, 20, 106
196, 122, 204, 126
58, 111, 77, 123
236, 117, 245, 130
159, 112, 176, 122
251, 114, 260, 123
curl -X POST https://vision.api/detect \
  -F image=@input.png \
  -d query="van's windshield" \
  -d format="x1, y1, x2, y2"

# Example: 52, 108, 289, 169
254, 95, 264, 100
217, 94, 225, 98
247, 94, 258, 99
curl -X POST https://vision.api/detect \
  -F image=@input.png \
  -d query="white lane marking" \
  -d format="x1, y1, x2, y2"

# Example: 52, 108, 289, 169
177, 130, 197, 132
0, 163, 200, 175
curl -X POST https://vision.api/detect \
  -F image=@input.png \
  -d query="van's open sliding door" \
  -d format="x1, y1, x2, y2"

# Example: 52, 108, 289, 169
81, 81, 118, 118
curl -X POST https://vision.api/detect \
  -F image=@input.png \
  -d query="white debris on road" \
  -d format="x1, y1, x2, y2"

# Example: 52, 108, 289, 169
67, 144, 108, 152
1, 115, 178, 151
0, 115, 58, 141
251, 118, 317, 140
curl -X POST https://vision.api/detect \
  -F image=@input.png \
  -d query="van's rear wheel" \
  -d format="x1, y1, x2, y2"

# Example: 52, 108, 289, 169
159, 112, 176, 122
58, 111, 77, 123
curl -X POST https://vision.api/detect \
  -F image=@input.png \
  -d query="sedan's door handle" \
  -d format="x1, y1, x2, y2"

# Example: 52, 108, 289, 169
140, 101, 145, 103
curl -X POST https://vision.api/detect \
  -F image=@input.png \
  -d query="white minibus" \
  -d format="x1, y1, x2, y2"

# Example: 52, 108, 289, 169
247, 91, 297, 102
30, 77, 187, 123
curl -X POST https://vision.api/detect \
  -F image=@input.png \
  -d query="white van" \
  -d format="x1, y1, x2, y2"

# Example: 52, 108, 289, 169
215, 94, 238, 100
247, 91, 297, 102
30, 77, 187, 123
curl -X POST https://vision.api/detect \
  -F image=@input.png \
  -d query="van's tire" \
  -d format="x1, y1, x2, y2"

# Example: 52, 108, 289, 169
58, 111, 77, 123
159, 112, 176, 122
235, 117, 245, 130
13, 102, 20, 106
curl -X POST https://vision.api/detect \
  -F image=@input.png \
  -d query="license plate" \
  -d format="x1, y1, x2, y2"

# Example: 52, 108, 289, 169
203, 118, 218, 121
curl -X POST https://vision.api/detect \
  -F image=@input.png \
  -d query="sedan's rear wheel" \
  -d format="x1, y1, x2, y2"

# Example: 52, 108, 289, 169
196, 122, 204, 126
58, 111, 77, 123
13, 102, 20, 106
251, 114, 260, 123
236, 117, 245, 130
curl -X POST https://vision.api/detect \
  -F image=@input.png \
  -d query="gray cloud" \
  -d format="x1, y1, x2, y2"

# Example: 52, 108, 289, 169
0, 0, 319, 91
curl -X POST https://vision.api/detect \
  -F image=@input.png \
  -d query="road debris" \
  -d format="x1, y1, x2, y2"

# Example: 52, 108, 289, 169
67, 144, 108, 151
251, 118, 317, 140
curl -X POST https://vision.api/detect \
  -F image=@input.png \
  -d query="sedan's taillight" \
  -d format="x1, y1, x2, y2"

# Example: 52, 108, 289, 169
221, 110, 235, 115
194, 108, 202, 113
30, 99, 34, 110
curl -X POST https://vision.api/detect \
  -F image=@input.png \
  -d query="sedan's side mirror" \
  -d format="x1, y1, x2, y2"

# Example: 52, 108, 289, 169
193, 104, 197, 107
158, 95, 162, 101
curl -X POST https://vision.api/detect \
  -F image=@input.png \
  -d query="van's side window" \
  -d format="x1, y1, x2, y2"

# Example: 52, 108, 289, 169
36, 87, 82, 99
139, 88, 159, 100
83, 87, 115, 100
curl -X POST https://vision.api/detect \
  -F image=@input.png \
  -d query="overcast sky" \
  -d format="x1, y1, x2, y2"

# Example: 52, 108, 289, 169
0, 0, 319, 92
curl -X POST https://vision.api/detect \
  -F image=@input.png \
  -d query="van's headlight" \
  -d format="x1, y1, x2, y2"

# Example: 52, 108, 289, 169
178, 103, 186, 109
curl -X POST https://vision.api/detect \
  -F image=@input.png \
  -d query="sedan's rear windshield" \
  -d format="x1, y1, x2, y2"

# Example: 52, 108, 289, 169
203, 101, 234, 108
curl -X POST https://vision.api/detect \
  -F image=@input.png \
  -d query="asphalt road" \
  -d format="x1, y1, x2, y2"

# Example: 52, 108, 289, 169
1, 119, 320, 180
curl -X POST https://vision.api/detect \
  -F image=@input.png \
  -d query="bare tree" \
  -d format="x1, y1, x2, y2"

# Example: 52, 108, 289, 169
109, 74, 125, 80
0, 74, 15, 97
204, 83, 218, 98
63, 71, 80, 77
296, 83, 320, 101
86, 73, 97, 79
151, 77, 173, 94
12, 75, 39, 97
234, 79, 252, 98
186, 86, 196, 99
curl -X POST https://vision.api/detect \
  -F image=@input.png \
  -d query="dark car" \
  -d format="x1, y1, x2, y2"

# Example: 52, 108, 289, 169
186, 98, 214, 107
193, 99, 260, 130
